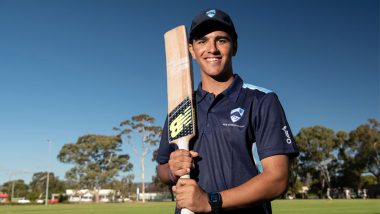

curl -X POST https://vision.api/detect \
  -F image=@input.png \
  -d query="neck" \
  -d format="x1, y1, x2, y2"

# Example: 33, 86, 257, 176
201, 72, 234, 95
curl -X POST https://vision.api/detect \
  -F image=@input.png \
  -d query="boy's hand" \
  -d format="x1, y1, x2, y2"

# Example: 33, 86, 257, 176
173, 178, 211, 213
168, 150, 198, 180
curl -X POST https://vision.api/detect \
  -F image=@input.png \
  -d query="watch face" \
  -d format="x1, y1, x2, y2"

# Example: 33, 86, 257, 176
209, 192, 221, 203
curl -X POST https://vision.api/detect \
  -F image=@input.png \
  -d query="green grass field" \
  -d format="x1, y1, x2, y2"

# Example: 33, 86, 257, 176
0, 199, 379, 214
272, 199, 380, 214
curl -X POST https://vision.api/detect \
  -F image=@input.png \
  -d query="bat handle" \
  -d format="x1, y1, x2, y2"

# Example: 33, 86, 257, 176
179, 173, 194, 214
177, 140, 194, 214
181, 208, 194, 214
177, 140, 191, 180
177, 139, 189, 150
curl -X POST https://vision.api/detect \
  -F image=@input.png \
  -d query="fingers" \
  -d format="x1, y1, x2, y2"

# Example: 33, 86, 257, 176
169, 159, 191, 177
170, 150, 198, 159
172, 178, 196, 201
189, 150, 199, 158
169, 150, 198, 177
177, 178, 194, 186
173, 179, 209, 213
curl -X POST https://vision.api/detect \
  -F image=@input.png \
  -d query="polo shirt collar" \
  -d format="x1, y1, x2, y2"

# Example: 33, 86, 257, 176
196, 74, 243, 103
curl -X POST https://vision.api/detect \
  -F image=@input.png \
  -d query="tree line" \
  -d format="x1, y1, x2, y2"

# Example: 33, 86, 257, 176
288, 118, 379, 198
1, 116, 379, 201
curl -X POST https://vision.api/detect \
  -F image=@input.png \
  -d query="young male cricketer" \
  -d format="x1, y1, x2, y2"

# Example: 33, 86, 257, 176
158, 8, 299, 214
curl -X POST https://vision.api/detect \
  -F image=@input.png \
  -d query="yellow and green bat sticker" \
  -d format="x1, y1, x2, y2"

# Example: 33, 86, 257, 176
168, 97, 194, 141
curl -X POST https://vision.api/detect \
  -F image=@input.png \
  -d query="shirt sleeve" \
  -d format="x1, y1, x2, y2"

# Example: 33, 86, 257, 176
253, 93, 299, 160
157, 117, 176, 164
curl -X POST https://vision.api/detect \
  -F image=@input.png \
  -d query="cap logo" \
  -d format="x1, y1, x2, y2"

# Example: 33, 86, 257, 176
230, 107, 244, 123
206, 9, 216, 18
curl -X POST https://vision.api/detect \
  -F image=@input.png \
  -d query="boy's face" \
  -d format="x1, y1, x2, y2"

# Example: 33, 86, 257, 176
189, 31, 236, 80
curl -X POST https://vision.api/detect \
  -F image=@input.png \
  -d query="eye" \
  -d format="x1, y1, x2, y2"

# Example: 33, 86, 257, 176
217, 38, 229, 45
196, 39, 207, 45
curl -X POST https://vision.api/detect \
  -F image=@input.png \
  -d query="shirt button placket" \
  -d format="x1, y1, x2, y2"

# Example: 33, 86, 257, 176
204, 93, 214, 132
204, 110, 210, 132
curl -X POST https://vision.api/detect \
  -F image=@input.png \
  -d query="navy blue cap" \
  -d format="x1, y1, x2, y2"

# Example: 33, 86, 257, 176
189, 9, 238, 42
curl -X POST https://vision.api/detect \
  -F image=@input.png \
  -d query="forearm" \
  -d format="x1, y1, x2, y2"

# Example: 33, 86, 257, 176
221, 155, 289, 210
157, 163, 174, 185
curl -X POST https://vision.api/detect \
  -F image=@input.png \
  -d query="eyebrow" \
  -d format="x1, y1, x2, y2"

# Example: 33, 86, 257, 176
195, 35, 231, 41
215, 35, 231, 41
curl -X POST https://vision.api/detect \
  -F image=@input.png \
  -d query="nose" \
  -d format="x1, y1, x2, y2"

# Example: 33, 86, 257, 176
207, 40, 219, 54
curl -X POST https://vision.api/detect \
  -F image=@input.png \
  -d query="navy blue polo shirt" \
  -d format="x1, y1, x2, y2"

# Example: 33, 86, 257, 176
158, 74, 299, 214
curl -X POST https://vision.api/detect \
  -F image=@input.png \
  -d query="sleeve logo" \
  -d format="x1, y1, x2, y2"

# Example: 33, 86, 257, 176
282, 126, 292, 144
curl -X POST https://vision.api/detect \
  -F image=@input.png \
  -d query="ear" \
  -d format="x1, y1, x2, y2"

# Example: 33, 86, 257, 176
188, 43, 196, 59
232, 40, 238, 56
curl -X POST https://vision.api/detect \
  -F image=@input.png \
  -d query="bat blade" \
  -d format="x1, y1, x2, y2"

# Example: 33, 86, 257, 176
164, 25, 195, 146
164, 25, 195, 214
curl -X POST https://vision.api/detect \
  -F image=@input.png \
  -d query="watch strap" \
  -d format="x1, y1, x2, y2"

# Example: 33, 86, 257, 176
208, 192, 222, 214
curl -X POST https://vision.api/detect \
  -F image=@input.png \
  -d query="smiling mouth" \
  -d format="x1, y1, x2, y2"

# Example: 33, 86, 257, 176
206, 57, 221, 62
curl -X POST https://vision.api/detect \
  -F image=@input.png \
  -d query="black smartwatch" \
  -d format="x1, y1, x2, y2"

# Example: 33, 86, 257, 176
208, 192, 222, 214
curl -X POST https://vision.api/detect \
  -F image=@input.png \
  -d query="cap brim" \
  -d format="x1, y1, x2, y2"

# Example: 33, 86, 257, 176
189, 20, 237, 42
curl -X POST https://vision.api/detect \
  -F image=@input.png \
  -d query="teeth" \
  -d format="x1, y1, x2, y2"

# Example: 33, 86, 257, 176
206, 58, 219, 62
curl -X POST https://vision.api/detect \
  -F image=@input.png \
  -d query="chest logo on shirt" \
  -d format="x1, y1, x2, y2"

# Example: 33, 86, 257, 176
230, 107, 245, 123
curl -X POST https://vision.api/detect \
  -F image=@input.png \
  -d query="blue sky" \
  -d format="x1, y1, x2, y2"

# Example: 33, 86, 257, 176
0, 0, 378, 186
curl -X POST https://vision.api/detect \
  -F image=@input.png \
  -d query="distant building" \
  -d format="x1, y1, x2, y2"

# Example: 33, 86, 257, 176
138, 192, 158, 201
98, 189, 115, 202
0, 193, 8, 203
49, 193, 60, 203
65, 189, 116, 203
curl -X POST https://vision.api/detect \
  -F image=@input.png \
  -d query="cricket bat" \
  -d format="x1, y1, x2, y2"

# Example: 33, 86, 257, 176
164, 25, 196, 214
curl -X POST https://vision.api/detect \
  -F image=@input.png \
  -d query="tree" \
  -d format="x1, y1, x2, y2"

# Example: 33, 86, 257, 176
58, 134, 133, 202
1, 179, 29, 201
29, 172, 65, 200
114, 114, 162, 203
333, 130, 364, 192
108, 174, 135, 200
152, 149, 175, 201
295, 126, 338, 198
349, 118, 380, 184
286, 158, 303, 198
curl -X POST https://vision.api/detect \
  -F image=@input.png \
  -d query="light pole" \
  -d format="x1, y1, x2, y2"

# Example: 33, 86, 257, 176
45, 140, 52, 206
11, 179, 15, 202
7, 170, 33, 203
